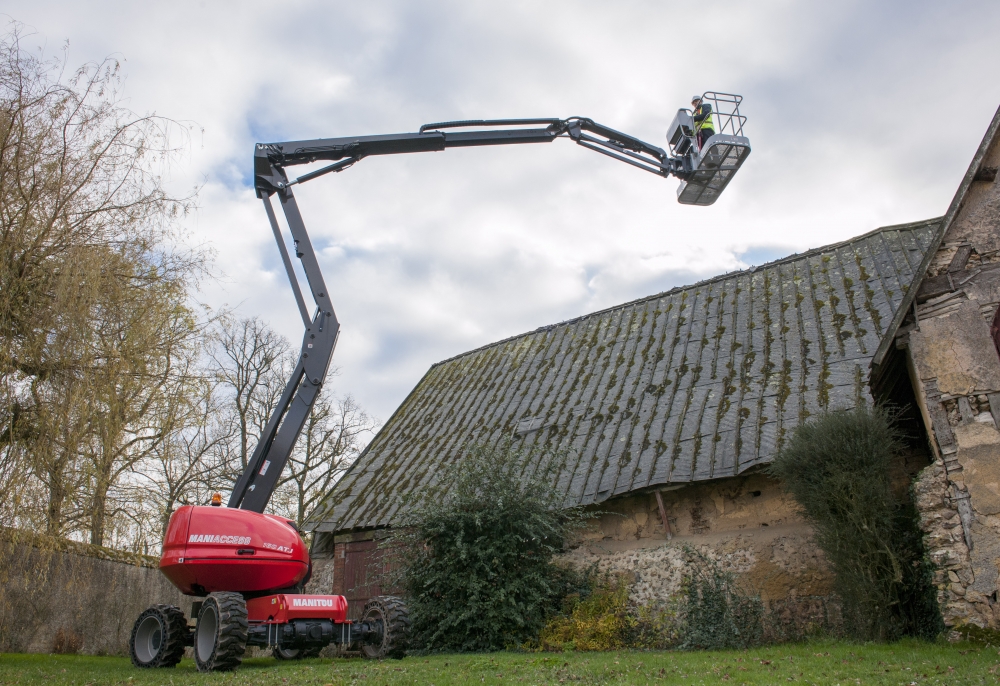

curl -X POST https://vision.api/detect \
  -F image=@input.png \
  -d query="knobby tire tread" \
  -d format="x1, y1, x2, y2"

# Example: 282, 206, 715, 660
129, 604, 188, 668
361, 595, 410, 659
197, 592, 248, 672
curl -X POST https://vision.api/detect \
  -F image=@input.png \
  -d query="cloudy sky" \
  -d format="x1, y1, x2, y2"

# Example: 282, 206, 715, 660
8, 1, 1000, 422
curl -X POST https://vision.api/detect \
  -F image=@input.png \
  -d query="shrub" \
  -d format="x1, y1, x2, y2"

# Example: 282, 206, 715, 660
767, 405, 942, 641
52, 628, 83, 654
389, 440, 583, 652
679, 547, 764, 650
535, 573, 634, 651
535, 548, 761, 652
534, 571, 681, 652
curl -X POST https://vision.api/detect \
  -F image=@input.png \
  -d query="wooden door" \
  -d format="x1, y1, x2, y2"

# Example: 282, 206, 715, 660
343, 540, 381, 619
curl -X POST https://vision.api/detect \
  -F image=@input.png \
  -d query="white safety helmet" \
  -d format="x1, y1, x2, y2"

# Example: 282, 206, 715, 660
691, 95, 703, 104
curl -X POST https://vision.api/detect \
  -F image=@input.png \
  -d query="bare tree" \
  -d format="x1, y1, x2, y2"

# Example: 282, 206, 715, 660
0, 26, 191, 374
209, 316, 378, 526
0, 26, 372, 547
0, 399, 42, 530
275, 392, 378, 527
154, 391, 228, 535
27, 374, 89, 535
210, 316, 291, 482
5, 244, 106, 535
79, 246, 205, 546
121, 374, 231, 549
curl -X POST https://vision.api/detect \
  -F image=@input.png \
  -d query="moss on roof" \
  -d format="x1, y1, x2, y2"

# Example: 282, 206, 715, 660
307, 218, 941, 534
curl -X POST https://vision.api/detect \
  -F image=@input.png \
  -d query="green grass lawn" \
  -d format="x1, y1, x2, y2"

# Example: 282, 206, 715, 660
0, 640, 995, 685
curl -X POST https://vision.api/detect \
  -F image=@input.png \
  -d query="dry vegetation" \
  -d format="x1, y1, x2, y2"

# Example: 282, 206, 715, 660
0, 24, 377, 553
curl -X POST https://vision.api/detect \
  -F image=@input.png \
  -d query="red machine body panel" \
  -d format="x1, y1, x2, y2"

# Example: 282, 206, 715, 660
159, 506, 309, 595
246, 594, 349, 624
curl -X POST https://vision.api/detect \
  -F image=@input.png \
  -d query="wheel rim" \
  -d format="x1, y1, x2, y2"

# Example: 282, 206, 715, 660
197, 603, 219, 662
134, 615, 164, 664
361, 607, 386, 657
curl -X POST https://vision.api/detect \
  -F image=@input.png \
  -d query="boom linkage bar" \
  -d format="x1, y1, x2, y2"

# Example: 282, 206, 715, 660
232, 117, 690, 512
252, 117, 688, 197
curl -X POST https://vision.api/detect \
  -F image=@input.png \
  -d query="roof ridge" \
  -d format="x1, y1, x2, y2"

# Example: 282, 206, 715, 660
430, 217, 943, 369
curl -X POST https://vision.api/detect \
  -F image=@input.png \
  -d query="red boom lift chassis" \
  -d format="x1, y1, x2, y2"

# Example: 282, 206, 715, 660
129, 93, 749, 671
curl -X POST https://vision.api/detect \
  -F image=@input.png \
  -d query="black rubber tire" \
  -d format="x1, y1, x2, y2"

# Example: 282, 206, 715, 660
360, 595, 409, 659
272, 645, 322, 660
129, 604, 188, 668
194, 592, 248, 672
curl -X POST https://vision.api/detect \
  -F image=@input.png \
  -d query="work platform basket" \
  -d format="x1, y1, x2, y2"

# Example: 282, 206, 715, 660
667, 92, 750, 206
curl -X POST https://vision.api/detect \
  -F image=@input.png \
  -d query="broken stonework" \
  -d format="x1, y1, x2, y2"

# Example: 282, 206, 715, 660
909, 302, 1000, 396
560, 472, 839, 636
560, 528, 838, 638
912, 459, 984, 625
902, 110, 1000, 629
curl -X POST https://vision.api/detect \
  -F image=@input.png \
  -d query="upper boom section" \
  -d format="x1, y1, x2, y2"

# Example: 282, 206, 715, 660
235, 99, 749, 512
253, 117, 680, 197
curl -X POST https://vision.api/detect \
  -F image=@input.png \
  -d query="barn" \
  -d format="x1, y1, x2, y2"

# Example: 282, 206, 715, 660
305, 106, 1000, 631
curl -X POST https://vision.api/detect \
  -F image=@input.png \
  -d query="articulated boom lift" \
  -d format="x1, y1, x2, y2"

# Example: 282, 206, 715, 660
130, 93, 750, 671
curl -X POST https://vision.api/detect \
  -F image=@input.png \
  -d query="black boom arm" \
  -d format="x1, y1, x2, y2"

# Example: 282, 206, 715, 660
230, 117, 690, 512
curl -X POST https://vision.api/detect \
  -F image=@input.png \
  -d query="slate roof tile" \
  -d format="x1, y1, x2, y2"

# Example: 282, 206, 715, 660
306, 218, 941, 533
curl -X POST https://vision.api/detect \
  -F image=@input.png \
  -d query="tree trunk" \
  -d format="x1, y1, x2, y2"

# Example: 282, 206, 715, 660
46, 477, 65, 536
89, 488, 106, 546
161, 494, 177, 539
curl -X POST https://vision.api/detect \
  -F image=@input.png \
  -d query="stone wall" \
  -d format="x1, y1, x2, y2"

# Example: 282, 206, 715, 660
911, 458, 991, 627
313, 465, 932, 635
900, 118, 1000, 629
0, 529, 189, 656
562, 472, 840, 636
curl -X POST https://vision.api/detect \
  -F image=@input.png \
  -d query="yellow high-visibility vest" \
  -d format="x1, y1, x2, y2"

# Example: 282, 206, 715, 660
694, 105, 714, 132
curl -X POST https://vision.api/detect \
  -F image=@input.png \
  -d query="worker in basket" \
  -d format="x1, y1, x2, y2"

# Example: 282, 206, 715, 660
692, 95, 714, 150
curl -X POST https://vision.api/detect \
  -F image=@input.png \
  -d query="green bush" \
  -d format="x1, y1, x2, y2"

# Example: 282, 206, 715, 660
679, 547, 764, 650
389, 440, 583, 652
767, 405, 942, 641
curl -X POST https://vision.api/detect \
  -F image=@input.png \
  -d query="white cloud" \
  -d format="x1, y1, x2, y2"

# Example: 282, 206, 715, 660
7, 0, 1000, 420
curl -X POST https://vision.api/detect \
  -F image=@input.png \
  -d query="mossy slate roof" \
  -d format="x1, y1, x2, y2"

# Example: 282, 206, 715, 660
307, 219, 941, 534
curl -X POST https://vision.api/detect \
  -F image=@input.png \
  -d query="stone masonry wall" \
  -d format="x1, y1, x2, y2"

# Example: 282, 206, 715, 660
901, 123, 1000, 629
561, 472, 840, 636
0, 529, 189, 656
313, 465, 929, 636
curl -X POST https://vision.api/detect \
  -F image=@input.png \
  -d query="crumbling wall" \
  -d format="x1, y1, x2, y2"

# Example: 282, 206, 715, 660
0, 529, 189, 655
315, 467, 929, 635
583, 472, 801, 542
900, 127, 1000, 629
564, 473, 840, 636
